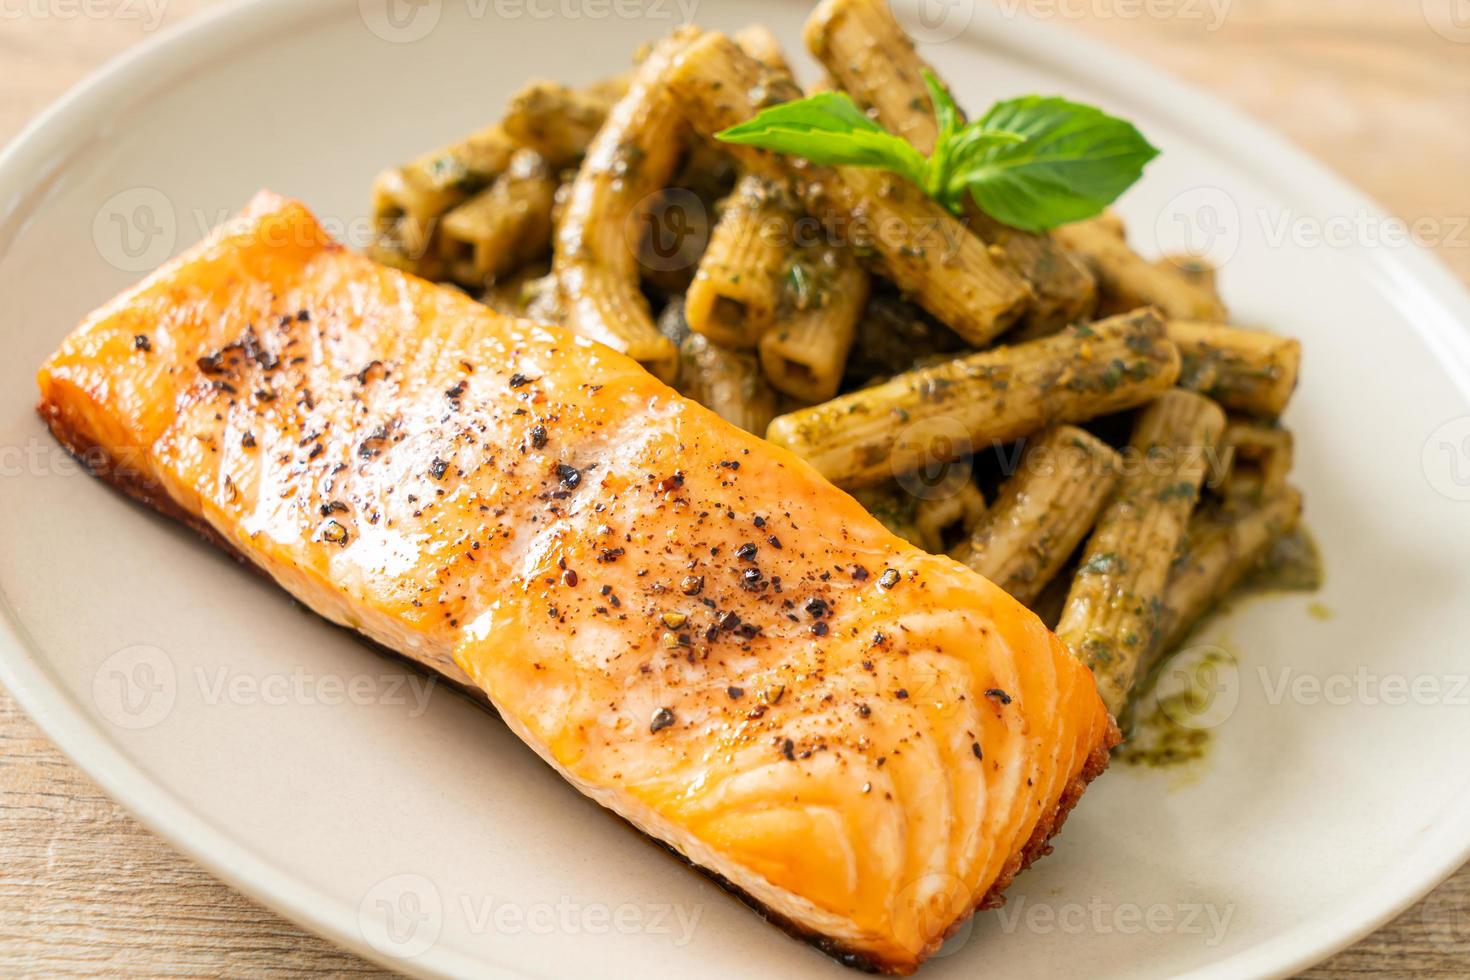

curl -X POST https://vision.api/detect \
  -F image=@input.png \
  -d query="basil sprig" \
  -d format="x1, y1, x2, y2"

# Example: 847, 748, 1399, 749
717, 71, 1159, 233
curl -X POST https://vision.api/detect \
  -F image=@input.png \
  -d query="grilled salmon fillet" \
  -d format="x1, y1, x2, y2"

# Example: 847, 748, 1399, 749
37, 192, 1117, 973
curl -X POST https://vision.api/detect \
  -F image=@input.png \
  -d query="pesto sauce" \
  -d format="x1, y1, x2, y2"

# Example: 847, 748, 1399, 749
1117, 645, 1234, 771
1120, 522, 1324, 771
1241, 524, 1323, 594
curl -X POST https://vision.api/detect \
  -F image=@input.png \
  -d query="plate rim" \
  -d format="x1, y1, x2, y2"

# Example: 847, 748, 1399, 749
2, 1, 1469, 977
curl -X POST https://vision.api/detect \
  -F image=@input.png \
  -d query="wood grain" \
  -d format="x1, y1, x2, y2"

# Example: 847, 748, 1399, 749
1, 2, 1467, 975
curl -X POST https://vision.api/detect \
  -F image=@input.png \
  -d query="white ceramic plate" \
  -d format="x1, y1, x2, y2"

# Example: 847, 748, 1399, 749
4, 1, 1470, 976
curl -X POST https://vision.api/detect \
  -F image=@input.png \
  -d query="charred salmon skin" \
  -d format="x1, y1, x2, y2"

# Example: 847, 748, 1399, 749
36, 192, 1117, 973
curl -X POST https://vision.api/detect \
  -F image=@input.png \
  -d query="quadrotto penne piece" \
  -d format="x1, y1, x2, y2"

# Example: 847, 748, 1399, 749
662, 298, 780, 434
758, 243, 870, 402
1156, 488, 1303, 656
685, 175, 798, 349
765, 309, 1181, 488
371, 123, 517, 264
961, 426, 1123, 606
1054, 216, 1227, 321
1168, 319, 1302, 417
554, 30, 697, 382
438, 148, 558, 288
1056, 389, 1227, 714
501, 75, 629, 167
1219, 417, 1294, 501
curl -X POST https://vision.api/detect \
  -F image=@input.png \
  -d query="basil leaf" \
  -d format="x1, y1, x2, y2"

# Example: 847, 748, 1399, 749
719, 90, 884, 137
937, 127, 1026, 211
918, 70, 959, 200
717, 92, 927, 181
946, 124, 1027, 171
715, 85, 1158, 234
954, 96, 1159, 232
922, 70, 962, 146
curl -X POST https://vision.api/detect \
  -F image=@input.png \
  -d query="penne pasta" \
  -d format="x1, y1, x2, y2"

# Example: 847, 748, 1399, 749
373, 73, 626, 281
961, 426, 1123, 606
1092, 209, 1128, 238
803, 0, 1097, 334
820, 157, 1035, 352
758, 244, 870, 402
685, 176, 797, 348
1057, 389, 1227, 714
802, 0, 939, 151
501, 75, 629, 167
1028, 558, 1077, 632
1168, 319, 1302, 417
914, 482, 988, 555
765, 308, 1181, 488
1219, 417, 1293, 501
367, 233, 446, 283
732, 23, 790, 70
968, 211, 1099, 335
438, 149, 558, 288
660, 297, 781, 433
1155, 487, 1302, 655
696, 29, 876, 381
371, 124, 517, 262
1054, 217, 1227, 321
554, 30, 697, 382
667, 32, 1035, 346
1157, 254, 1220, 303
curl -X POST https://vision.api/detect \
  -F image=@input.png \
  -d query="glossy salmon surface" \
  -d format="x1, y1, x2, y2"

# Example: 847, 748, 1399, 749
37, 193, 1116, 973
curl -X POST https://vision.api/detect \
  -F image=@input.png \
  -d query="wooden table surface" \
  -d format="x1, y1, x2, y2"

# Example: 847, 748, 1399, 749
2, 1, 1468, 975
